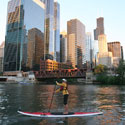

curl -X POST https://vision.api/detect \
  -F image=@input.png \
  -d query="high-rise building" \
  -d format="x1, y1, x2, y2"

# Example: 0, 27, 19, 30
108, 41, 122, 67
97, 52, 113, 68
0, 42, 5, 72
4, 0, 45, 71
97, 34, 113, 67
98, 34, 108, 53
85, 32, 93, 69
67, 19, 86, 68
27, 28, 44, 69
94, 17, 104, 40
54, 2, 60, 62
67, 34, 75, 68
93, 40, 99, 67
60, 31, 67, 63
44, 0, 54, 60
85, 32, 92, 62
121, 46, 124, 60
108, 42, 121, 57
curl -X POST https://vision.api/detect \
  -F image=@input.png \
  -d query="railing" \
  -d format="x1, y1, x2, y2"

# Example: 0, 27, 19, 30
34, 69, 86, 79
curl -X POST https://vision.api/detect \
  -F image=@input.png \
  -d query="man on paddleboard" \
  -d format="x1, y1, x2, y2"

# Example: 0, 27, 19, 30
55, 79, 69, 114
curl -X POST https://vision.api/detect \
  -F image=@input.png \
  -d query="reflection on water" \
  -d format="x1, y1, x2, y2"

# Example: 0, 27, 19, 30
0, 84, 125, 125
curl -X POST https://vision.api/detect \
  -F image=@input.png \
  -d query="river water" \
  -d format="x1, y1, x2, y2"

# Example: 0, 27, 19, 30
0, 83, 125, 125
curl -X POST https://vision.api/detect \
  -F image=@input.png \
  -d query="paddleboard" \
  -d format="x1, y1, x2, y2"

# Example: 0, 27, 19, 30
18, 110, 103, 117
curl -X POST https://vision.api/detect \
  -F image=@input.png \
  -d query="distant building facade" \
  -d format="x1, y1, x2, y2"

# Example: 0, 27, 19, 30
98, 34, 108, 53
54, 2, 60, 62
93, 17, 105, 67
121, 46, 124, 60
93, 40, 99, 67
97, 34, 113, 68
4, 0, 45, 71
60, 31, 67, 63
40, 59, 72, 71
85, 32, 93, 69
27, 28, 44, 69
94, 17, 105, 40
108, 41, 122, 67
0, 42, 5, 72
67, 19, 86, 68
67, 34, 76, 68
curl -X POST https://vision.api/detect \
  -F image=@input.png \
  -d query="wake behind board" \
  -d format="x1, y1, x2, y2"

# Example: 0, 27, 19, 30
18, 111, 103, 118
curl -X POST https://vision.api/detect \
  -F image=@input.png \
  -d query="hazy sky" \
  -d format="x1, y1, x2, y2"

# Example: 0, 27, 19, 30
0, 0, 125, 57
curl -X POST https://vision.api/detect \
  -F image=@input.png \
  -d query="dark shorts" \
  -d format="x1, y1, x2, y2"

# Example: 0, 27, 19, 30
64, 94, 69, 105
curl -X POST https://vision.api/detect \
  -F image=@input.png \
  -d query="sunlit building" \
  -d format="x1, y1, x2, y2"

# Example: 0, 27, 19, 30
67, 19, 86, 68
108, 41, 122, 67
97, 52, 113, 68
97, 34, 113, 68
67, 34, 75, 68
40, 59, 72, 71
93, 17, 105, 66
98, 34, 108, 53
60, 31, 67, 63
4, 0, 45, 71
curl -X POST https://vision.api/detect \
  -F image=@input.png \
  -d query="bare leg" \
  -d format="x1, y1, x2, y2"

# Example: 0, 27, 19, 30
64, 104, 68, 114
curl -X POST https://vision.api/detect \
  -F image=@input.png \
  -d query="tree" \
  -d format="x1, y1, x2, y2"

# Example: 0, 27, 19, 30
116, 60, 125, 84
94, 64, 107, 74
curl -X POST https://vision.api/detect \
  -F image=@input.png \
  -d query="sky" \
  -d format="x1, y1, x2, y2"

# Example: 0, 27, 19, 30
0, 0, 125, 58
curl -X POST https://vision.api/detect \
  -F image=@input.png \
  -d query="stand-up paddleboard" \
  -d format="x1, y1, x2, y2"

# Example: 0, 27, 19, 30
18, 110, 103, 118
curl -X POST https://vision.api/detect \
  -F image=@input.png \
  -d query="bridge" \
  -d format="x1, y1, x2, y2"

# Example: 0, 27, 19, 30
34, 69, 86, 80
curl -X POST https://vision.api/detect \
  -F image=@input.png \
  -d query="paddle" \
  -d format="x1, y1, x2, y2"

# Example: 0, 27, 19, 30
48, 82, 57, 112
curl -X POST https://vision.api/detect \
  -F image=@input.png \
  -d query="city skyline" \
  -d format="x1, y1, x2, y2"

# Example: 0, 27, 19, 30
0, 0, 125, 59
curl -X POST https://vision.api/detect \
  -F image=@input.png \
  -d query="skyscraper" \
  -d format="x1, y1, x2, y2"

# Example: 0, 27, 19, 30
121, 46, 124, 60
67, 19, 86, 68
108, 41, 122, 67
4, 0, 45, 71
85, 33, 92, 62
97, 34, 113, 67
44, 0, 60, 61
44, 0, 54, 60
68, 34, 76, 68
98, 34, 108, 53
60, 31, 67, 63
108, 42, 121, 58
27, 28, 44, 70
94, 17, 104, 40
85, 32, 93, 68
0, 42, 5, 72
54, 2, 60, 62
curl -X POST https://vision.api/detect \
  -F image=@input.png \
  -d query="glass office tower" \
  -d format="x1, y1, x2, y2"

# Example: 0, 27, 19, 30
44, 0, 54, 60
4, 0, 45, 71
54, 2, 60, 62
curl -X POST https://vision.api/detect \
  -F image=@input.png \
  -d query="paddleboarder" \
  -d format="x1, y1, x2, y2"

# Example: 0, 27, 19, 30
55, 79, 69, 114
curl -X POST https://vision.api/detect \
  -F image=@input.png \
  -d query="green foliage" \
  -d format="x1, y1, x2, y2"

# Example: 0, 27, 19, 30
96, 73, 119, 84
116, 60, 125, 84
94, 64, 108, 74
96, 60, 125, 84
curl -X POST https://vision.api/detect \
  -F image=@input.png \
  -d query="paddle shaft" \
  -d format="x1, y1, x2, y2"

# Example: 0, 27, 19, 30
48, 84, 56, 112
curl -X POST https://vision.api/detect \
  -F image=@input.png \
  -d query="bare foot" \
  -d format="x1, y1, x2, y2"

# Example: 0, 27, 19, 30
63, 112, 68, 115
